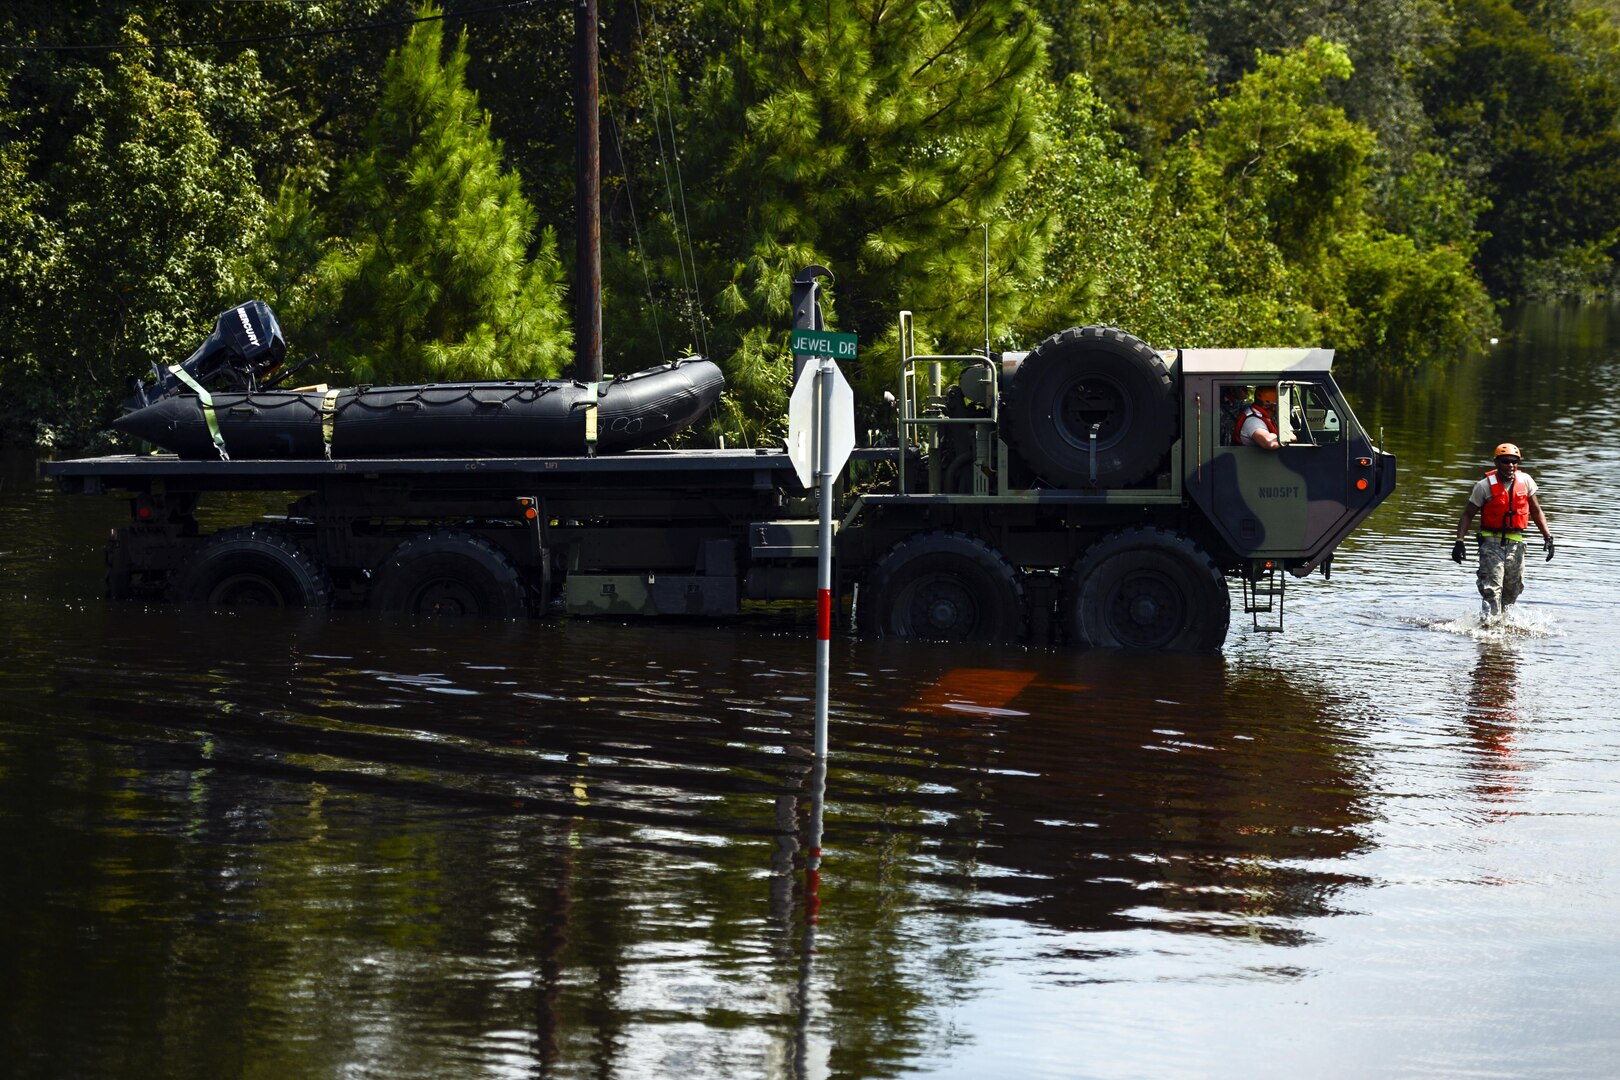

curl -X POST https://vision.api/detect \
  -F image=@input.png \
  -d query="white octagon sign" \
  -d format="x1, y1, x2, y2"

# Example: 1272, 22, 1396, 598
786, 359, 856, 489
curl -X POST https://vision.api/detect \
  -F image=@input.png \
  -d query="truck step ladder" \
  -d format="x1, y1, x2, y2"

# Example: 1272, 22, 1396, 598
1242, 562, 1285, 633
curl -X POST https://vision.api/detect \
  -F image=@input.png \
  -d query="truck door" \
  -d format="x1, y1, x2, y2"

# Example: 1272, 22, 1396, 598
1198, 379, 1372, 568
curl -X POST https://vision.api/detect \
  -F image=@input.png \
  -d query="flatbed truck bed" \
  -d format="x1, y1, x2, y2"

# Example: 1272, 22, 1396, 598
42, 447, 862, 493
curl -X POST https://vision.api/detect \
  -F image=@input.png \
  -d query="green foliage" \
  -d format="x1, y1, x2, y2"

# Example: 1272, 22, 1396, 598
1015, 49, 1327, 348
1326, 229, 1497, 365
6, 0, 1617, 446
1201, 39, 1370, 262
1035, 0, 1210, 159
1188, 37, 1495, 367
246, 6, 573, 385
1422, 0, 1620, 298
1184, 0, 1447, 127
0, 104, 51, 426
0, 16, 273, 448
1375, 148, 1491, 253
613, 0, 1053, 441
1022, 38, 1495, 370
1012, 77, 1174, 340
1201, 38, 1496, 367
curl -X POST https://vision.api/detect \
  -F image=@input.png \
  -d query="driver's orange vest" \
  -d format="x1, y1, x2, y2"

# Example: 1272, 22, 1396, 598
1233, 404, 1276, 445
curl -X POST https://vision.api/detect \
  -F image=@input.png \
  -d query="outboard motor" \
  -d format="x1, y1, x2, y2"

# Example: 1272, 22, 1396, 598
123, 300, 287, 411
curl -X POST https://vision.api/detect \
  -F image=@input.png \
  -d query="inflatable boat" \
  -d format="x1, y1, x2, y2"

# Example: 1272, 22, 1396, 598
114, 302, 725, 459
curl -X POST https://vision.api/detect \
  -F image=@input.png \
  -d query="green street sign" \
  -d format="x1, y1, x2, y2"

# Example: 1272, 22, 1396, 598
791, 329, 859, 359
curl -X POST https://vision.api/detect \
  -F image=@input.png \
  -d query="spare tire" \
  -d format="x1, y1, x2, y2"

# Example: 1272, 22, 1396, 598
1001, 325, 1175, 488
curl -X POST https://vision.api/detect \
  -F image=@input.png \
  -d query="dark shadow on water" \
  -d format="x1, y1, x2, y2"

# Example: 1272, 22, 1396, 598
10, 606, 1377, 943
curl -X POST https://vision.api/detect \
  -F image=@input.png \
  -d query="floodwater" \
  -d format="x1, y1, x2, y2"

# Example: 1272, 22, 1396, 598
3, 304, 1619, 1079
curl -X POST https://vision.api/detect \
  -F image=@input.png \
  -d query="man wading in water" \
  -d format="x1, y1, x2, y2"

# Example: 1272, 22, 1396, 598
1452, 442, 1555, 619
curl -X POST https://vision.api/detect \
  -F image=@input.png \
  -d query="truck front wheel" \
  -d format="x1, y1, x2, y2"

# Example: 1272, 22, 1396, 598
369, 531, 530, 620
169, 526, 333, 610
865, 531, 1024, 643
1066, 529, 1228, 651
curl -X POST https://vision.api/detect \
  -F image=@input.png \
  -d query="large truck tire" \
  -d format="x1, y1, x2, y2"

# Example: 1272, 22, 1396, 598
1001, 325, 1175, 489
169, 526, 333, 610
1066, 528, 1228, 651
105, 529, 132, 601
864, 531, 1024, 643
369, 530, 530, 619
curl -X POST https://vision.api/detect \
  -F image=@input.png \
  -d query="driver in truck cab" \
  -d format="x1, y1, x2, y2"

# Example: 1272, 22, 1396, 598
1235, 386, 1281, 450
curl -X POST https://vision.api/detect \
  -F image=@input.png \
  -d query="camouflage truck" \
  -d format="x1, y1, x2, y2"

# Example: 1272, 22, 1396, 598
41, 315, 1394, 651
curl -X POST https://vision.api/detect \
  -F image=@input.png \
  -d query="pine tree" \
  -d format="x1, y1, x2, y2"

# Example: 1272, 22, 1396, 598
300, 5, 572, 385
614, 0, 1051, 441
0, 15, 272, 448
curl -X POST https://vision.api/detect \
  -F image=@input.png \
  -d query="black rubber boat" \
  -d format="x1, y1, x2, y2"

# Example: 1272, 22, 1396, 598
113, 302, 725, 459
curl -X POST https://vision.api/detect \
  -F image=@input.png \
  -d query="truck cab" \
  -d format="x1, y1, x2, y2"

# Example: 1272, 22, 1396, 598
865, 321, 1396, 645
1178, 348, 1395, 578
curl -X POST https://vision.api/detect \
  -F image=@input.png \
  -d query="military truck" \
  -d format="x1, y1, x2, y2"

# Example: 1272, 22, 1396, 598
41, 311, 1394, 651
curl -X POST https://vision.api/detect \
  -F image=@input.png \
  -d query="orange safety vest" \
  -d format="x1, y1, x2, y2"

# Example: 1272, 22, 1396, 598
1233, 404, 1276, 445
1479, 469, 1529, 536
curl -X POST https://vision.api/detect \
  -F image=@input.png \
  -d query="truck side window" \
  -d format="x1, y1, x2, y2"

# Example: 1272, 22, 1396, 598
1218, 385, 1250, 447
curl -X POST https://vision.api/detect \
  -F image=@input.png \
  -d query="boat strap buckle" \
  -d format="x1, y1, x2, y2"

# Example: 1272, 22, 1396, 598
583, 381, 599, 457
321, 388, 340, 460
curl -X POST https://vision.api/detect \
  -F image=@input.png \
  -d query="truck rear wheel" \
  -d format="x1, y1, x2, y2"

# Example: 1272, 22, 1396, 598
105, 529, 133, 600
1002, 325, 1175, 488
369, 531, 529, 619
1066, 528, 1228, 651
865, 531, 1024, 643
169, 526, 333, 610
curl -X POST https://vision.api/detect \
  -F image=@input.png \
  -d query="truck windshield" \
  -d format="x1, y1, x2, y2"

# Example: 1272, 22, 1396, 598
1279, 380, 1360, 446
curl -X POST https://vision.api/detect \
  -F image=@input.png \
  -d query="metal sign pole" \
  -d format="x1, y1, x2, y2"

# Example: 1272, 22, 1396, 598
789, 264, 847, 761
792, 756, 827, 1073
814, 353, 835, 760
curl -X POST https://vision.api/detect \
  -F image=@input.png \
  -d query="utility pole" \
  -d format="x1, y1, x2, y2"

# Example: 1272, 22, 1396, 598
574, 0, 603, 381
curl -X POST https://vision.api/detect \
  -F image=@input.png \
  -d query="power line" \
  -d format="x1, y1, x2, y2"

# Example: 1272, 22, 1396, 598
0, 0, 541, 52
630, 0, 707, 359
606, 103, 668, 365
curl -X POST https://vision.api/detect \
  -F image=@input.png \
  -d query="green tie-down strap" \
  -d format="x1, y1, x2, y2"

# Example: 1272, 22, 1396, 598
321, 388, 341, 460
167, 364, 229, 461
584, 381, 599, 456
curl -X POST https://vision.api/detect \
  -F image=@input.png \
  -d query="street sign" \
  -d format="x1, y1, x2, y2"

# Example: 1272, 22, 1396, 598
786, 359, 855, 489
790, 329, 859, 360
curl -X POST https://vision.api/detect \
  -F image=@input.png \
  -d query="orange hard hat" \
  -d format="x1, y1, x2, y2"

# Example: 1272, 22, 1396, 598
1493, 442, 1522, 460
1257, 386, 1278, 404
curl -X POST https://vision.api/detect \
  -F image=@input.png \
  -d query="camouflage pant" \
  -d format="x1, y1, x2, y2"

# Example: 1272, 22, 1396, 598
1476, 537, 1526, 616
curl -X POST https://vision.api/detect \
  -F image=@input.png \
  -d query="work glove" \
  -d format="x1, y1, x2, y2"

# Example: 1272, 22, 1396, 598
1544, 536, 1555, 562
1451, 540, 1467, 564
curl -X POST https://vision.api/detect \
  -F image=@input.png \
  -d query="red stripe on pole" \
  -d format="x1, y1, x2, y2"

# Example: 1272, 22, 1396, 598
817, 589, 832, 640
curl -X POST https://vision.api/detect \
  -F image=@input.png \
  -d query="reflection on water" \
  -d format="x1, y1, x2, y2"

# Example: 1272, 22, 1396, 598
0, 612, 1373, 1077
5, 304, 1620, 1078
1461, 641, 1524, 813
